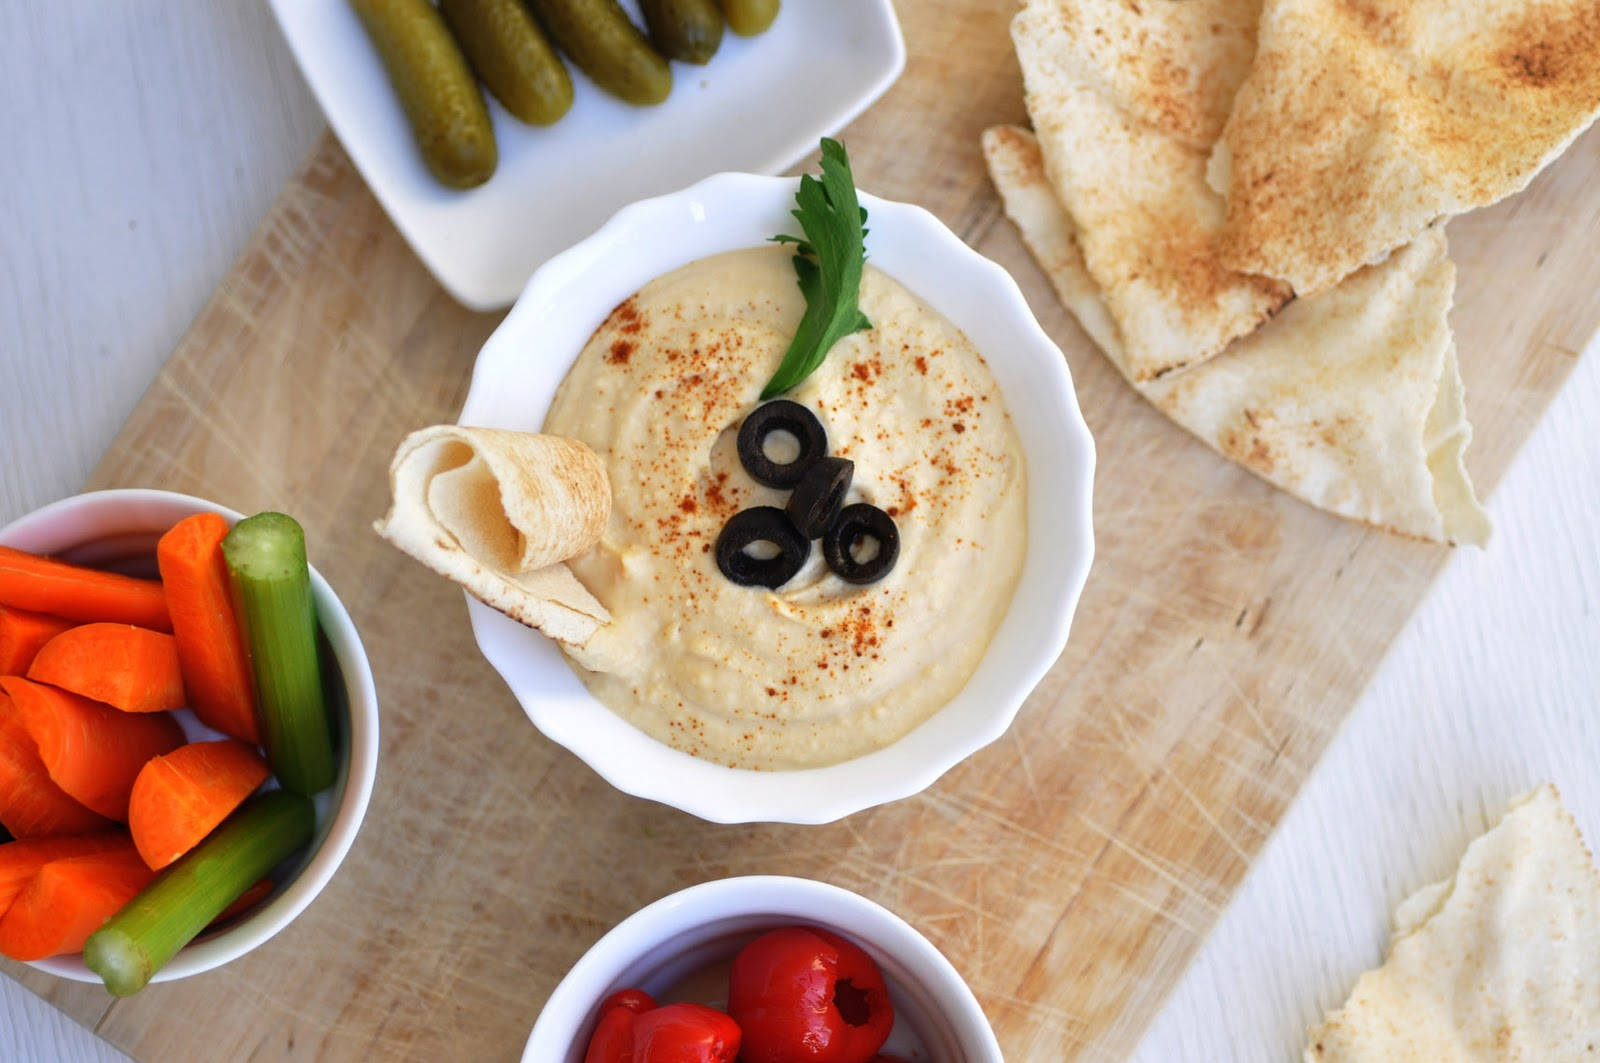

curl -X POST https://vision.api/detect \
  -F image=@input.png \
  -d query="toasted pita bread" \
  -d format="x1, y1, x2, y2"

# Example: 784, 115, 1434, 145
1019, 0, 1264, 148
983, 125, 1490, 543
374, 425, 612, 644
1305, 785, 1600, 1061
1217, 0, 1600, 295
1012, 0, 1290, 382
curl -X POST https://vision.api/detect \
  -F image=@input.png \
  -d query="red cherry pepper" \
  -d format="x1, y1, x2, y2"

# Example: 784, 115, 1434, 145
585, 1006, 637, 1063
728, 927, 894, 1063
582, 994, 740, 1063
600, 988, 659, 1015
631, 1003, 741, 1062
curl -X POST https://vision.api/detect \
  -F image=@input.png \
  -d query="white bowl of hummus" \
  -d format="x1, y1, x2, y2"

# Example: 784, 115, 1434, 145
458, 169, 1095, 823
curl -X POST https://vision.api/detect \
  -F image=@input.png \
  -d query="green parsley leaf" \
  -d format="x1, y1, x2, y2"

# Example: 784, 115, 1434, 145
760, 138, 873, 400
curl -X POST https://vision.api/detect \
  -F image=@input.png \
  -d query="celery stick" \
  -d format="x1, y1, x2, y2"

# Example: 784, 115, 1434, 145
222, 512, 336, 796
84, 791, 314, 996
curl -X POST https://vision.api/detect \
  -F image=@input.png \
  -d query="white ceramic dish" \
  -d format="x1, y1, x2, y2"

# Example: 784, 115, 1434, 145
524, 875, 1002, 1062
268, 0, 905, 310
0, 489, 379, 985
458, 171, 1096, 824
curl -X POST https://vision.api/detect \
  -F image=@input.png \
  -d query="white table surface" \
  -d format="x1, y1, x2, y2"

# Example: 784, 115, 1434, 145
3, 5, 1596, 1060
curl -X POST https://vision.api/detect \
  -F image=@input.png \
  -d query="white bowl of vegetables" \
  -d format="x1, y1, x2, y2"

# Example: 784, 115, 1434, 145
0, 489, 378, 991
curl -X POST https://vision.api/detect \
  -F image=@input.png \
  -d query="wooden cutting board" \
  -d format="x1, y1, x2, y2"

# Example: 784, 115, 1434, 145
8, 2, 1598, 1058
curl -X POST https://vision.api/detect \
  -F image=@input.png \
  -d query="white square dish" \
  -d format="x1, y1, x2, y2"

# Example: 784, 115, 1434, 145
268, 0, 905, 310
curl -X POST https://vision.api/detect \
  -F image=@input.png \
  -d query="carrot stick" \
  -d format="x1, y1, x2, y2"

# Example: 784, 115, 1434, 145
26, 623, 187, 715
0, 843, 155, 961
0, 832, 129, 916
0, 546, 171, 633
128, 741, 270, 870
156, 514, 260, 744
0, 606, 77, 675
0, 677, 184, 822
0, 693, 117, 839
206, 876, 274, 930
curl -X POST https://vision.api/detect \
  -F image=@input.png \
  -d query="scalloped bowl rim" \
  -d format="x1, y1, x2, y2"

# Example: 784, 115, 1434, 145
0, 488, 379, 984
459, 171, 1095, 824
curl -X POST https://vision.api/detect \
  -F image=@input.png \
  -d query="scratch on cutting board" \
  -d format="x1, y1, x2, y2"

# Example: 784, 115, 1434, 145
1098, 877, 1207, 937
1158, 762, 1252, 864
119, 434, 220, 497
1205, 645, 1292, 758
980, 986, 1095, 1043
1098, 699, 1175, 785
1005, 723, 1044, 804
1097, 709, 1264, 868
155, 378, 280, 498
1075, 812, 1221, 916
917, 788, 1089, 863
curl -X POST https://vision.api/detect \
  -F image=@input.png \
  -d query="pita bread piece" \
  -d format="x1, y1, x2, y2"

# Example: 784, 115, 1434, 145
1020, 0, 1265, 148
374, 425, 612, 645
1013, 0, 1289, 382
1306, 785, 1600, 1061
983, 125, 1489, 544
1217, 0, 1600, 295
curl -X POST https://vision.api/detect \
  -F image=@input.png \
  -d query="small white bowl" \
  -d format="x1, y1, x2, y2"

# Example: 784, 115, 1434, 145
524, 876, 1002, 1062
460, 171, 1096, 824
0, 489, 379, 985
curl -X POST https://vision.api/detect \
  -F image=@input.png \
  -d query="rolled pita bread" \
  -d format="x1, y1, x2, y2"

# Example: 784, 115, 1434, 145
1306, 785, 1600, 1061
983, 125, 1490, 544
1012, 0, 1290, 382
1216, 0, 1600, 295
374, 425, 612, 644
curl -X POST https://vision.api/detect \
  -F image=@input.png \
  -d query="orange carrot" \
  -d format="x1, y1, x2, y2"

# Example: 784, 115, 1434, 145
0, 606, 77, 675
0, 546, 171, 633
0, 677, 184, 822
128, 741, 270, 870
0, 843, 156, 960
0, 832, 129, 916
156, 514, 261, 743
206, 876, 275, 930
27, 623, 187, 714
0, 693, 117, 839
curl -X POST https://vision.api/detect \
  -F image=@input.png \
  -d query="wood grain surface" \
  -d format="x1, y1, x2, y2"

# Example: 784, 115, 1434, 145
6, 3, 1598, 1059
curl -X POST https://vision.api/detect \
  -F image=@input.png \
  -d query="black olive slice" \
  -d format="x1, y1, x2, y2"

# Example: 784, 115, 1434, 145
715, 507, 810, 589
785, 456, 854, 540
736, 400, 827, 489
823, 504, 900, 584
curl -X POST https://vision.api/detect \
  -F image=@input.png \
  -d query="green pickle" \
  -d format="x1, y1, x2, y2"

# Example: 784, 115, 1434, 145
351, 0, 497, 188
718, 0, 779, 37
439, 0, 574, 125
529, 0, 673, 106
640, 0, 724, 65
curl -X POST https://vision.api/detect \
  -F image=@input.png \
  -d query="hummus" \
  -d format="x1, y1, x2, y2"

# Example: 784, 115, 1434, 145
544, 246, 1027, 770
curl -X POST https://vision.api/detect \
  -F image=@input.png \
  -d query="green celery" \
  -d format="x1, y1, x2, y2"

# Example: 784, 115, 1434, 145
222, 512, 336, 796
84, 791, 314, 996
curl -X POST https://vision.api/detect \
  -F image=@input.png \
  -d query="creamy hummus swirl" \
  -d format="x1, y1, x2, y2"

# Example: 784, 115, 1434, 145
544, 246, 1026, 770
